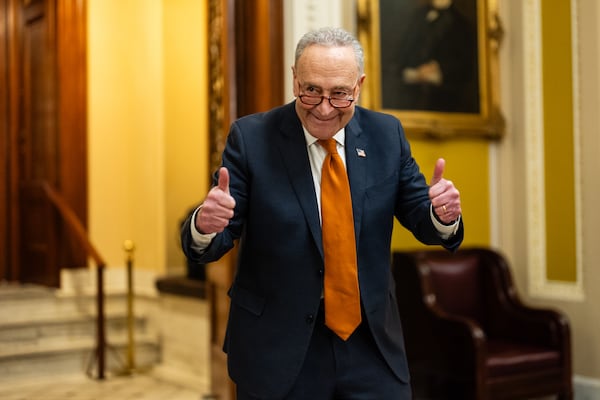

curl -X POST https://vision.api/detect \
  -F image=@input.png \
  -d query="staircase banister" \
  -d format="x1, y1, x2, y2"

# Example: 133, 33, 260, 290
40, 180, 107, 379
40, 181, 106, 267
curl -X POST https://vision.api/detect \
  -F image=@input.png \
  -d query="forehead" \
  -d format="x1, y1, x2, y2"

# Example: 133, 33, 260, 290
295, 45, 359, 87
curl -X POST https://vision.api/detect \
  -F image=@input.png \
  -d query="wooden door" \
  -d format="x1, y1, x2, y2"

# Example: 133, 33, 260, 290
0, 0, 10, 282
1, 0, 87, 287
16, 0, 60, 286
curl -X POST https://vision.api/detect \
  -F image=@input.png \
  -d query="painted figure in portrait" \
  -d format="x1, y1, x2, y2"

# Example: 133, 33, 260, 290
380, 0, 479, 113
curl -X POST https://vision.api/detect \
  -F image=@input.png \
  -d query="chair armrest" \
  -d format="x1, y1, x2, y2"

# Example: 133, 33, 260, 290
410, 298, 487, 377
405, 297, 488, 399
485, 254, 571, 348
393, 250, 486, 370
491, 303, 571, 349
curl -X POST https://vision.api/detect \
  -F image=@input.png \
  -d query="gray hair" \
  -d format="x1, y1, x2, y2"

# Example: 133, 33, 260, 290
294, 27, 364, 75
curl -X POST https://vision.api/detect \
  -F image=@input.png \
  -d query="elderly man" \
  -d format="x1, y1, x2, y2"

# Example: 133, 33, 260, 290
181, 27, 463, 399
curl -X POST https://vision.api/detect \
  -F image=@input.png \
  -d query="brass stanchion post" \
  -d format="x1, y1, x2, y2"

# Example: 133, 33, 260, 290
124, 239, 136, 372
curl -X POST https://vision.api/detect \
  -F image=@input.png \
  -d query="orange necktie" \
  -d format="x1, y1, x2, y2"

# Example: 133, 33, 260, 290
319, 139, 361, 340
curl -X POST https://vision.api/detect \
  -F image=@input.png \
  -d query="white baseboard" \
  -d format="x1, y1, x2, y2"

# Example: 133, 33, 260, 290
574, 375, 600, 400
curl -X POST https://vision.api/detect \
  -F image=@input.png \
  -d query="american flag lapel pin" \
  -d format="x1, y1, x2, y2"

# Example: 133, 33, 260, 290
356, 148, 366, 158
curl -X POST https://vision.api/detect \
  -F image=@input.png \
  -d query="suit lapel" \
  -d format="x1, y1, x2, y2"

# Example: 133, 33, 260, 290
345, 115, 368, 245
276, 106, 323, 255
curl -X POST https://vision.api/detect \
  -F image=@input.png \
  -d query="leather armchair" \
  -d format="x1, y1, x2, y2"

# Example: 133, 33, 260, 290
392, 247, 573, 399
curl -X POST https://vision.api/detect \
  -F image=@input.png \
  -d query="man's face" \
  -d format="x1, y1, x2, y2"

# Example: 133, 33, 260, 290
292, 45, 365, 140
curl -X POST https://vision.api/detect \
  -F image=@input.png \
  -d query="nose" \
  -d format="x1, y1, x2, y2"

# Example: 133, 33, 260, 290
315, 97, 336, 113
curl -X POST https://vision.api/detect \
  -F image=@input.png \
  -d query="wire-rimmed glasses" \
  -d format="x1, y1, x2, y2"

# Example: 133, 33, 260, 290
298, 94, 355, 108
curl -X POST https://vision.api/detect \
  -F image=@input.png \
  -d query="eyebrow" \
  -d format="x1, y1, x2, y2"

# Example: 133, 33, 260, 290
299, 82, 353, 92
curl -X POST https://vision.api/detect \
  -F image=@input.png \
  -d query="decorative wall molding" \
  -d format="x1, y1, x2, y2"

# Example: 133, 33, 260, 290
523, 0, 583, 301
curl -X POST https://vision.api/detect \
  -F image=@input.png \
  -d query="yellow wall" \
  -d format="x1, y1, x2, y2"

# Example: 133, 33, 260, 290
163, 0, 209, 270
541, 1, 577, 282
391, 138, 490, 250
87, 0, 208, 273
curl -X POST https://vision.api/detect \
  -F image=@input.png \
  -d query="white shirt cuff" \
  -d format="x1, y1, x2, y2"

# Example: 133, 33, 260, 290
430, 204, 460, 240
190, 206, 217, 252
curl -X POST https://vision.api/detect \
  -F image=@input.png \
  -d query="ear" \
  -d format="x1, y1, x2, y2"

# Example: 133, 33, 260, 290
355, 74, 366, 97
357, 74, 366, 87
292, 66, 299, 97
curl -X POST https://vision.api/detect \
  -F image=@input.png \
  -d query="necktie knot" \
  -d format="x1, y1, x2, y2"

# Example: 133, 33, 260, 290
318, 139, 338, 155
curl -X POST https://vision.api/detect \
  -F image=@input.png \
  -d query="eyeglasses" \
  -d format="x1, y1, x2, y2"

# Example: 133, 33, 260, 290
298, 94, 355, 109
297, 83, 357, 109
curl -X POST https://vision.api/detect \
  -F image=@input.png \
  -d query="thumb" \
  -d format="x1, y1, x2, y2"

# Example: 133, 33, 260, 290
217, 167, 230, 195
430, 158, 446, 186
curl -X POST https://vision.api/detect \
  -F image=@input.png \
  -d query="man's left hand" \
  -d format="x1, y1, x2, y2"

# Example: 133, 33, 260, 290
429, 158, 462, 224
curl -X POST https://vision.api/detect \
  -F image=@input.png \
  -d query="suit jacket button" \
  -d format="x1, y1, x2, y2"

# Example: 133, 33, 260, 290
306, 314, 314, 324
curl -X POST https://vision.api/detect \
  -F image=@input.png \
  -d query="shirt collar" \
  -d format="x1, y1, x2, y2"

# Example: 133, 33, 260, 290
302, 127, 346, 148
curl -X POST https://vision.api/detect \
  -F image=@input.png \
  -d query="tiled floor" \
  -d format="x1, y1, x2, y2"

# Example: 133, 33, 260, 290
0, 372, 210, 400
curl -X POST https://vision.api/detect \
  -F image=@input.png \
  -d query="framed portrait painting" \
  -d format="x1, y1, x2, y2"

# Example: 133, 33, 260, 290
357, 0, 504, 139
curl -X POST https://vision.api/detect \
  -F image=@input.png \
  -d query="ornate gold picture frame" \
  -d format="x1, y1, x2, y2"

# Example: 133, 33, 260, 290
357, 0, 504, 139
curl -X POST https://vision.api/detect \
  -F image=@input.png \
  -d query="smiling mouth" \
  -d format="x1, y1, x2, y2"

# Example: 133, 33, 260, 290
310, 113, 337, 122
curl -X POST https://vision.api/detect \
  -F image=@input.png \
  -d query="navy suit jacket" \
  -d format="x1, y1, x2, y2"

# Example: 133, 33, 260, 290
181, 101, 464, 398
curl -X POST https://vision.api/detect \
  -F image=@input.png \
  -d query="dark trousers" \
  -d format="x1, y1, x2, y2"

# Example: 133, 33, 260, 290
236, 303, 411, 400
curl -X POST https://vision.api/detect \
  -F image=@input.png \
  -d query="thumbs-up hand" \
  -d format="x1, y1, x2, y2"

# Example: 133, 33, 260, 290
195, 167, 236, 234
428, 158, 461, 224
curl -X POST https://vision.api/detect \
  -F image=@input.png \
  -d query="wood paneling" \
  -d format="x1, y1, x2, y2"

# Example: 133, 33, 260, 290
0, 0, 12, 280
56, 0, 87, 269
18, 0, 61, 286
2, 0, 87, 286
234, 0, 284, 116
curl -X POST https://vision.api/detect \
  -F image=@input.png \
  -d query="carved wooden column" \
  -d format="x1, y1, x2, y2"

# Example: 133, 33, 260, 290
207, 1, 283, 399
207, 1, 236, 398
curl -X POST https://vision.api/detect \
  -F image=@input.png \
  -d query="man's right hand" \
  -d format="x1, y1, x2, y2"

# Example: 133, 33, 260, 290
195, 167, 236, 234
